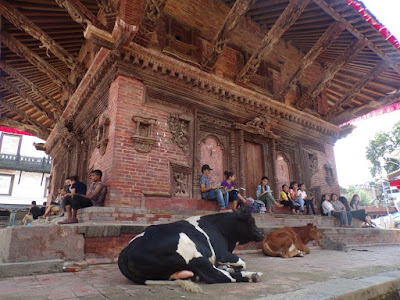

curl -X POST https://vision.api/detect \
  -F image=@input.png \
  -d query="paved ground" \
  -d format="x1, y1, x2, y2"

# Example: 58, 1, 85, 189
1, 245, 400, 300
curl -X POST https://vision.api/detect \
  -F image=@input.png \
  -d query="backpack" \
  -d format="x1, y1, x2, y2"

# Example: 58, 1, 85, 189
244, 198, 266, 213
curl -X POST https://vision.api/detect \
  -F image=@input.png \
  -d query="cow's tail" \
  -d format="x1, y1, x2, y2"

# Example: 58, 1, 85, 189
145, 280, 203, 293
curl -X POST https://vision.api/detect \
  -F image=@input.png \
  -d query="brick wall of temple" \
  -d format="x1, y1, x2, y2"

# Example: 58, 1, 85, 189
87, 75, 189, 207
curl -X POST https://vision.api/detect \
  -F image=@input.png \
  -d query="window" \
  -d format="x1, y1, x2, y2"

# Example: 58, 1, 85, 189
0, 133, 22, 156
0, 174, 14, 195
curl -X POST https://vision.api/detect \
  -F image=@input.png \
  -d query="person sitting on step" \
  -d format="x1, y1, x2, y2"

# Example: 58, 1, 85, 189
289, 181, 304, 212
348, 194, 375, 228
21, 201, 42, 225
330, 193, 352, 226
59, 170, 107, 224
200, 164, 229, 211
297, 183, 318, 215
221, 171, 246, 211
321, 193, 349, 226
279, 184, 299, 215
256, 176, 283, 213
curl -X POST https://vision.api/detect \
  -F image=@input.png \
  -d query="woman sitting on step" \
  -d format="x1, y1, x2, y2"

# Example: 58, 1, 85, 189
256, 176, 283, 213
221, 171, 246, 211
279, 184, 299, 215
348, 195, 375, 228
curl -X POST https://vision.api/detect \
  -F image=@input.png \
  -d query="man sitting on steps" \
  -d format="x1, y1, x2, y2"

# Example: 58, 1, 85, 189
59, 169, 106, 224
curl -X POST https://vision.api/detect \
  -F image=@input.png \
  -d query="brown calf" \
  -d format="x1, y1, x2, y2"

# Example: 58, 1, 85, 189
261, 223, 323, 258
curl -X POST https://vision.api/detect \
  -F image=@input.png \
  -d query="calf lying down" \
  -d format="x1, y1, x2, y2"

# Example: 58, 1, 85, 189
118, 209, 263, 291
262, 223, 323, 258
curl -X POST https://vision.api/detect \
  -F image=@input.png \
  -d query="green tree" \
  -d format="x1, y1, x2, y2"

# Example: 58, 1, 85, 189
366, 121, 400, 178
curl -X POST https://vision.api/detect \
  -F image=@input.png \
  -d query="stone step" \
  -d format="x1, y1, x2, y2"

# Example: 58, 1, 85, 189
77, 206, 339, 227
0, 259, 64, 278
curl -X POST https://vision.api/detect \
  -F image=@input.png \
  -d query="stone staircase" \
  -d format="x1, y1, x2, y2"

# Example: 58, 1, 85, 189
1, 206, 400, 278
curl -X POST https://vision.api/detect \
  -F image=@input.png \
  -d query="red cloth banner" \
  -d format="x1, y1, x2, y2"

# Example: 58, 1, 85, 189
0, 126, 33, 136
345, 0, 400, 51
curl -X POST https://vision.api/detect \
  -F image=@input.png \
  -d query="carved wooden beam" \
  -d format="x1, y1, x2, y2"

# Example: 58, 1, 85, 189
0, 61, 63, 114
0, 117, 49, 140
0, 77, 57, 122
0, 0, 75, 69
96, 0, 118, 30
275, 21, 345, 102
55, 0, 105, 29
0, 95, 51, 136
201, 0, 256, 70
331, 87, 400, 125
296, 39, 366, 110
0, 31, 74, 94
326, 61, 389, 119
312, 0, 400, 76
133, 0, 167, 47
236, 0, 310, 83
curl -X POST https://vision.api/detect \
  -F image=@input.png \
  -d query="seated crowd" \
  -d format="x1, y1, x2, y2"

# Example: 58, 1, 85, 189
200, 164, 374, 227
28, 169, 106, 225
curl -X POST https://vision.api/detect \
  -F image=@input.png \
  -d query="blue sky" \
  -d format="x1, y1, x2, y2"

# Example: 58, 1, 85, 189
335, 0, 400, 187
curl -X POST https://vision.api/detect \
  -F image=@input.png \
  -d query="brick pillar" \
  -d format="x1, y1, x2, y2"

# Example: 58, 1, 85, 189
98, 75, 188, 208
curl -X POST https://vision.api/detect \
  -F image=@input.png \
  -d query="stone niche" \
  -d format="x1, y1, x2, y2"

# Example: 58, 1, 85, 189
324, 163, 335, 186
199, 135, 224, 185
131, 115, 157, 153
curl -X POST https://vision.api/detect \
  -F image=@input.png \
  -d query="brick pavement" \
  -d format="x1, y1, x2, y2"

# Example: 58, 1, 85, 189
1, 245, 400, 300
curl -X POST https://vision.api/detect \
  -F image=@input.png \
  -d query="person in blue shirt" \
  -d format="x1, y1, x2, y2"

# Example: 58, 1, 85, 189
200, 164, 229, 211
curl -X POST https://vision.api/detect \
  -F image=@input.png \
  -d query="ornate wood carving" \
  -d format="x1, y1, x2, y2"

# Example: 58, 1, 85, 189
0, 61, 63, 114
0, 31, 74, 94
324, 163, 335, 186
0, 0, 75, 69
96, 0, 117, 30
169, 161, 191, 197
96, 112, 110, 156
0, 95, 50, 136
56, 0, 104, 30
312, 0, 400, 76
275, 21, 345, 102
0, 77, 57, 122
234, 116, 279, 139
133, 0, 167, 47
236, 0, 310, 83
326, 61, 389, 119
110, 18, 138, 51
296, 39, 366, 110
201, 0, 256, 70
132, 115, 157, 153
168, 113, 190, 157
83, 25, 340, 139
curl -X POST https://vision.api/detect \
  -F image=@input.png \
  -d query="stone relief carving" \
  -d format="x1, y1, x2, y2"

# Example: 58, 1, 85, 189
96, 112, 110, 156
168, 114, 190, 156
324, 163, 335, 186
132, 115, 157, 153
170, 161, 191, 197
309, 153, 318, 175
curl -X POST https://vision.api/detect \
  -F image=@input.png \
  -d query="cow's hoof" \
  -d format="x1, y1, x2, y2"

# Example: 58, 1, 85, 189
298, 251, 305, 257
251, 272, 263, 282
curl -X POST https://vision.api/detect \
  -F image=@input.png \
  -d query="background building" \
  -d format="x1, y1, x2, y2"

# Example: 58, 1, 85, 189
0, 128, 51, 205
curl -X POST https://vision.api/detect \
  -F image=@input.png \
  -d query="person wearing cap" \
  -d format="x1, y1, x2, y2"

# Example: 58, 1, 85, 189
200, 164, 229, 211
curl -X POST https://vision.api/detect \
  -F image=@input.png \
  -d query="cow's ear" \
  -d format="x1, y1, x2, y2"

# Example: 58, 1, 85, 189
238, 206, 251, 219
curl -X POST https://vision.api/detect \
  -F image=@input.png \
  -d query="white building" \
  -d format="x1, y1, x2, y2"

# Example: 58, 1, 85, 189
0, 128, 51, 206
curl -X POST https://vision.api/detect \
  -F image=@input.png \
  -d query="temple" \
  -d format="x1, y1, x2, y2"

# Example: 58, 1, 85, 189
1, 0, 400, 211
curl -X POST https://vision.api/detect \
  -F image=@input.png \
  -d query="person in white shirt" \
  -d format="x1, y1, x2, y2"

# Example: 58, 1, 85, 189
297, 183, 317, 215
321, 194, 349, 226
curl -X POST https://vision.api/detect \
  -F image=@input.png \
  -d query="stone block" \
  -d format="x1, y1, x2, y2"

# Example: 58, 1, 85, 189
0, 225, 84, 263
77, 225, 121, 238
0, 259, 64, 278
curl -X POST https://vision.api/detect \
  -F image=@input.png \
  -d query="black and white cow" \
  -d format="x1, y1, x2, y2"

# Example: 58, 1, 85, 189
118, 209, 264, 284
